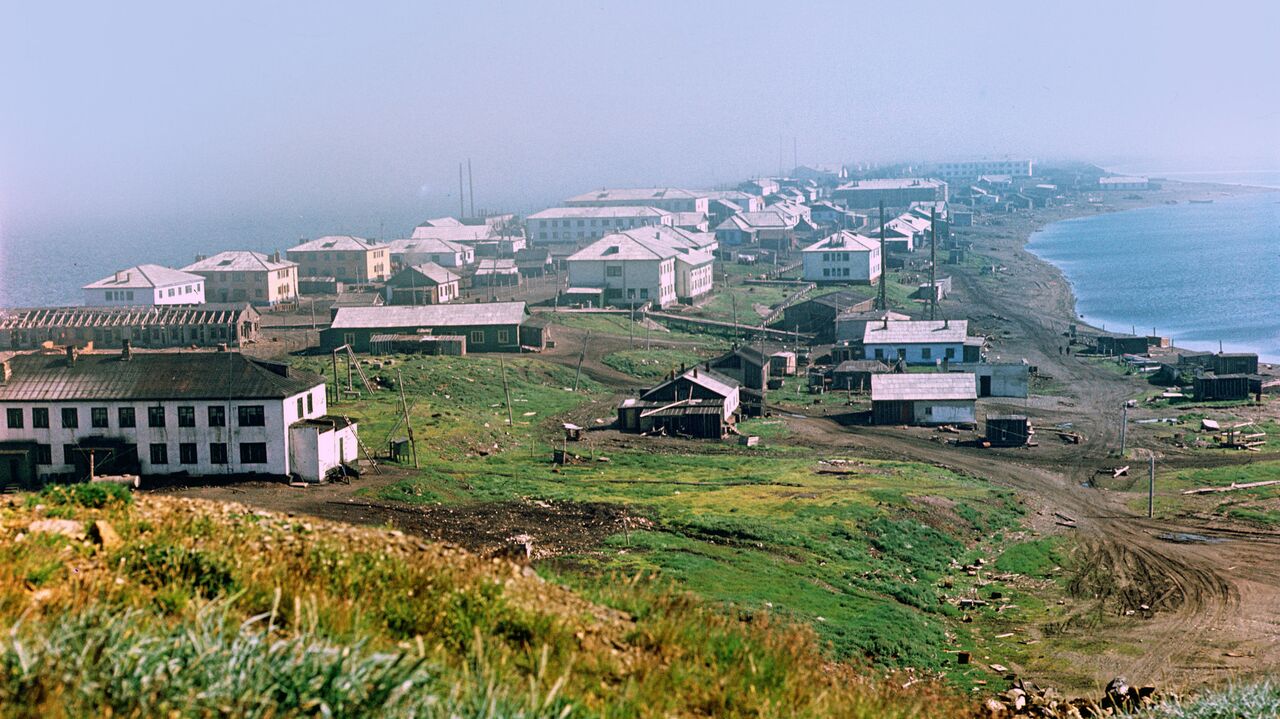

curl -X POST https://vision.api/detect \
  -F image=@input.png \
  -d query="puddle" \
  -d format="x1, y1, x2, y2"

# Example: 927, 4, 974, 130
1156, 532, 1227, 544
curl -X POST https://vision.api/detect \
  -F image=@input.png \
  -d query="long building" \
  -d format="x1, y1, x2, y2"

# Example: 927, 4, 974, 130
183, 251, 299, 307
83, 265, 206, 307
919, 159, 1034, 181
832, 178, 948, 209
0, 304, 260, 351
287, 236, 391, 283
321, 302, 537, 353
871, 373, 977, 426
564, 188, 710, 214
862, 320, 979, 365
565, 227, 714, 307
800, 231, 882, 284
0, 349, 356, 485
527, 206, 673, 246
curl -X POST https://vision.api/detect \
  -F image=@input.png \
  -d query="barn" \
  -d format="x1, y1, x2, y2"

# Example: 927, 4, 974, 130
871, 373, 977, 426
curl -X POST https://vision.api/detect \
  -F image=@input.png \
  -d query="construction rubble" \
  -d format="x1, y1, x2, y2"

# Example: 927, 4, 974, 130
982, 676, 1169, 717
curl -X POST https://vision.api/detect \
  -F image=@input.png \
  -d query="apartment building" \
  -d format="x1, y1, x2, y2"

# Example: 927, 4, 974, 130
801, 231, 882, 284
565, 228, 714, 307
184, 251, 299, 306
564, 188, 710, 214
287, 236, 390, 283
82, 265, 205, 307
527, 206, 673, 246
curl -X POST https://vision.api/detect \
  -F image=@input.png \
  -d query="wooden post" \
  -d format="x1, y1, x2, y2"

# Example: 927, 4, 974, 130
331, 350, 340, 404
929, 208, 937, 321
877, 201, 888, 311
500, 356, 514, 429
1148, 453, 1155, 518
1120, 404, 1128, 455
397, 369, 418, 469
573, 331, 590, 392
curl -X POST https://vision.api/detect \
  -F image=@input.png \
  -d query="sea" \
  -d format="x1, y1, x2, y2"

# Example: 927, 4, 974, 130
1027, 171, 1280, 363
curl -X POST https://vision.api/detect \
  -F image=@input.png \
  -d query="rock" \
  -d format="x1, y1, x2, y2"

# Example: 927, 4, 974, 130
28, 518, 85, 541
89, 520, 123, 551
983, 697, 1007, 716
1005, 688, 1026, 711
1105, 676, 1129, 697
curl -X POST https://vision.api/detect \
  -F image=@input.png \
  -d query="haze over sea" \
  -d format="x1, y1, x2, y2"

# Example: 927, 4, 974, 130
1028, 171, 1280, 363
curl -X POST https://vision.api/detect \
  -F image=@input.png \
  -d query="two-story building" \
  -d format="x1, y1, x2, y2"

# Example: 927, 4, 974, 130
801, 231, 882, 284
564, 188, 710, 214
862, 319, 976, 365
384, 263, 460, 305
565, 227, 715, 308
82, 265, 205, 307
832, 178, 948, 209
183, 251, 299, 306
0, 349, 356, 486
526, 206, 673, 247
287, 236, 390, 283
387, 237, 475, 269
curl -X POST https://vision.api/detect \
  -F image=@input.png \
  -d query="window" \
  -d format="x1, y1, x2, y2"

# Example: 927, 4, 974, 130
606, 266, 622, 277
179, 443, 198, 465
873, 348, 885, 359
343, 332, 355, 347
237, 405, 265, 427
64, 444, 77, 465
497, 330, 510, 344
921, 347, 932, 360
118, 406, 136, 428
5, 408, 22, 429
205, 405, 225, 427
34, 444, 51, 465
148, 406, 166, 427
296, 397, 305, 417
306, 393, 314, 414
91, 407, 109, 428
61, 407, 78, 429
32, 408, 49, 429
210, 442, 228, 465
239, 442, 267, 464
944, 348, 956, 360
150, 443, 168, 465
469, 330, 484, 344
178, 406, 195, 427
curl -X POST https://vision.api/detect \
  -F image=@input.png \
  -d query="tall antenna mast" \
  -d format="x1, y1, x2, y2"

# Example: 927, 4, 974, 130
877, 201, 888, 311
929, 207, 937, 321
458, 163, 465, 218
467, 158, 475, 218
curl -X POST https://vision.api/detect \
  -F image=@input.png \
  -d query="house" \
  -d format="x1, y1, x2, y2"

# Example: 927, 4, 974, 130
706, 346, 770, 417
386, 238, 475, 269
526, 206, 672, 247
781, 292, 875, 341
769, 351, 797, 377
862, 320, 975, 365
514, 247, 554, 277
871, 373, 977, 426
669, 212, 710, 232
1098, 176, 1149, 191
565, 228, 714, 308
412, 217, 528, 258
384, 263, 460, 305
915, 277, 952, 302
564, 188, 710, 214
617, 367, 740, 438
0, 349, 355, 486
832, 178, 948, 209
184, 251, 299, 306
713, 210, 803, 248
0, 304, 260, 350
1212, 353, 1260, 375
986, 415, 1031, 447
83, 265, 205, 307
832, 360, 891, 392
880, 213, 932, 253
946, 362, 1029, 398
1096, 334, 1150, 356
806, 200, 864, 231
801, 232, 882, 284
321, 302, 533, 353
287, 236, 390, 283
472, 259, 522, 287
834, 309, 910, 344
702, 190, 765, 225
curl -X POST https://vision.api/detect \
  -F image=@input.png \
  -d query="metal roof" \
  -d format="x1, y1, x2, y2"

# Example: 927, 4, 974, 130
388, 237, 469, 255
835, 178, 945, 191
564, 188, 704, 204
871, 373, 977, 402
329, 302, 527, 330
527, 206, 671, 220
643, 368, 740, 401
0, 303, 259, 330
83, 265, 204, 290
802, 231, 880, 253
0, 352, 322, 402
409, 225, 501, 243
291, 235, 384, 253
184, 251, 296, 273
864, 320, 970, 345
389, 263, 458, 286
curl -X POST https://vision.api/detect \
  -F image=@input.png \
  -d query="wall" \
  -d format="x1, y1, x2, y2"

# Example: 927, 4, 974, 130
864, 342, 964, 365
566, 257, 675, 307
913, 400, 975, 425
802, 248, 879, 283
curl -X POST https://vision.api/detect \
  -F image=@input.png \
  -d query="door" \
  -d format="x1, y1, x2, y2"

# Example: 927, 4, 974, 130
979, 376, 992, 397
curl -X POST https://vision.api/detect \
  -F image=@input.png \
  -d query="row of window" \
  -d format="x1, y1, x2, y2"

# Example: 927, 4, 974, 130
30, 442, 266, 467
871, 347, 957, 360
102, 290, 136, 301
821, 267, 854, 277
164, 285, 200, 298
537, 218, 656, 229
4, 404, 269, 430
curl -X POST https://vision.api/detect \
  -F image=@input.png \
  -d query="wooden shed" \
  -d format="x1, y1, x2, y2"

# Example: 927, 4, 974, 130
1193, 374, 1253, 401
985, 415, 1031, 447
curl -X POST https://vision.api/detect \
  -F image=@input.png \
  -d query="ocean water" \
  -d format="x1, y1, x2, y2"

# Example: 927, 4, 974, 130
1028, 180, 1280, 363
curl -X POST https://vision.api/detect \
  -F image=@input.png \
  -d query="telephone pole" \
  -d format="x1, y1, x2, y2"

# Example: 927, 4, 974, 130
929, 207, 938, 321
876, 201, 888, 311
1148, 453, 1156, 518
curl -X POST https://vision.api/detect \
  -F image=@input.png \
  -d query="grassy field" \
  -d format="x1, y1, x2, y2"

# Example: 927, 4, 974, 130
0, 483, 980, 717
601, 348, 715, 383
1126, 460, 1280, 527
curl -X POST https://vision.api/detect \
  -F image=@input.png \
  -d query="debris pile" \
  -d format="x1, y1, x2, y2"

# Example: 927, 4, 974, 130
981, 676, 1168, 717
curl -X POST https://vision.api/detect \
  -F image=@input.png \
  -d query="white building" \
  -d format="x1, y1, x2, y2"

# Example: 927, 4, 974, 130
871, 373, 977, 425
920, 160, 1034, 181
387, 237, 475, 268
565, 227, 715, 307
1098, 176, 1150, 191
82, 265, 205, 307
0, 349, 357, 485
183, 251, 298, 307
564, 188, 710, 214
410, 222, 526, 257
527, 206, 673, 246
801, 231, 882, 284
862, 319, 971, 365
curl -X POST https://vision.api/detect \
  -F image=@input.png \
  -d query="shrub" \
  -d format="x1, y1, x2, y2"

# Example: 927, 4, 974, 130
34, 482, 132, 509
121, 542, 238, 599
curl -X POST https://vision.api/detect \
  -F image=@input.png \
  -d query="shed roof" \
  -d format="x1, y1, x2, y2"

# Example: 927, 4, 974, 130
0, 352, 322, 402
871, 373, 977, 401
389, 263, 459, 286
329, 302, 526, 330
864, 320, 970, 345
643, 368, 740, 401
802, 231, 880, 253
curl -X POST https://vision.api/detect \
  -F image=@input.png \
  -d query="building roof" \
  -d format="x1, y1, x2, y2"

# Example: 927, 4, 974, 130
792, 291, 873, 312
674, 249, 714, 267
1099, 175, 1149, 184
835, 178, 945, 191
474, 259, 519, 274
871, 373, 977, 402
527, 206, 671, 220
388, 237, 469, 256
643, 367, 740, 401
83, 265, 204, 290
802, 231, 880, 253
409, 225, 504, 243
0, 351, 322, 402
183, 251, 297, 273
418, 217, 465, 227
329, 302, 527, 330
0, 304, 259, 331
565, 188, 704, 204
390, 263, 459, 286
291, 236, 383, 253
715, 210, 797, 232
834, 360, 891, 373
864, 319, 970, 345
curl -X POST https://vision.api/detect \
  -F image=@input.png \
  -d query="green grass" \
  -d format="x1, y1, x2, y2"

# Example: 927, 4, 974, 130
690, 283, 794, 324
1122, 461, 1280, 526
602, 348, 713, 382
1123, 680, 1280, 718
994, 537, 1064, 578
549, 312, 715, 344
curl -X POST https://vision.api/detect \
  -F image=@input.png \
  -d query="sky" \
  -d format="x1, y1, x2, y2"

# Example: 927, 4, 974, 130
1, 0, 1278, 235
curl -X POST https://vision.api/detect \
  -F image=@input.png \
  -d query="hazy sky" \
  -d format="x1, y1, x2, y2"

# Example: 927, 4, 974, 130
2, 0, 1278, 231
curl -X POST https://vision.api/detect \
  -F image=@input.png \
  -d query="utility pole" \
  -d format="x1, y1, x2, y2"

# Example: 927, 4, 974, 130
1120, 403, 1128, 455
1148, 453, 1155, 518
467, 158, 475, 218
929, 208, 938, 321
458, 163, 465, 218
397, 369, 418, 468
573, 331, 590, 392
877, 201, 888, 311
499, 356, 514, 429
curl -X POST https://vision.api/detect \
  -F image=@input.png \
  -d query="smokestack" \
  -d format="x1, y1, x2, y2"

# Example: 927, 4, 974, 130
121, 339, 132, 361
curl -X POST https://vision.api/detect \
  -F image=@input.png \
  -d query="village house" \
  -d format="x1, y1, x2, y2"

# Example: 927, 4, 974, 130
831, 359, 892, 392
713, 210, 811, 250
411, 220, 526, 258
832, 178, 948, 209
472, 259, 522, 287
781, 292, 875, 342
806, 200, 865, 231
945, 362, 1030, 398
871, 373, 977, 426
801, 231, 882, 284
0, 304, 260, 351
564, 188, 710, 214
834, 309, 911, 345
617, 366, 740, 438
386, 237, 475, 269
526, 206, 673, 246
384, 263, 460, 305
0, 349, 356, 487
514, 247, 554, 277
288, 236, 390, 283
565, 228, 714, 308
183, 251, 299, 306
862, 319, 979, 365
702, 190, 766, 226
83, 265, 205, 307
321, 302, 536, 353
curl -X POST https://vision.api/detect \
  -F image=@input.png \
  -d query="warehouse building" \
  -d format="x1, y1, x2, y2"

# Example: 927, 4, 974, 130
871, 373, 977, 426
0, 304, 260, 351
321, 302, 536, 353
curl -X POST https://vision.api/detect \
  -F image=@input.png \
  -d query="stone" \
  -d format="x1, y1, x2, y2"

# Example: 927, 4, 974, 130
27, 518, 85, 541
89, 520, 123, 551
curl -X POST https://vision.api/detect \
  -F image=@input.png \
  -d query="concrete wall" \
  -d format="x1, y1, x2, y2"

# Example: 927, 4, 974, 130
85, 280, 205, 307
566, 257, 676, 307
802, 248, 880, 283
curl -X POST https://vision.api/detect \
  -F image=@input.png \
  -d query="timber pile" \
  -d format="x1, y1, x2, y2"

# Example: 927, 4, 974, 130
981, 676, 1169, 717
1211, 422, 1267, 451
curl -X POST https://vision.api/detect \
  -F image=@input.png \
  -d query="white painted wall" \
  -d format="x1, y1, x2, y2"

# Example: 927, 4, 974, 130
914, 400, 976, 425
802, 248, 880, 283
865, 342, 964, 365
85, 279, 205, 307
567, 257, 677, 307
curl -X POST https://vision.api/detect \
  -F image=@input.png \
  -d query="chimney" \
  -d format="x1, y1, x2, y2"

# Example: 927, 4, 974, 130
121, 339, 132, 361
65, 346, 78, 366
692, 367, 698, 378
1, 360, 10, 384
114, 270, 125, 283
271, 251, 281, 263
